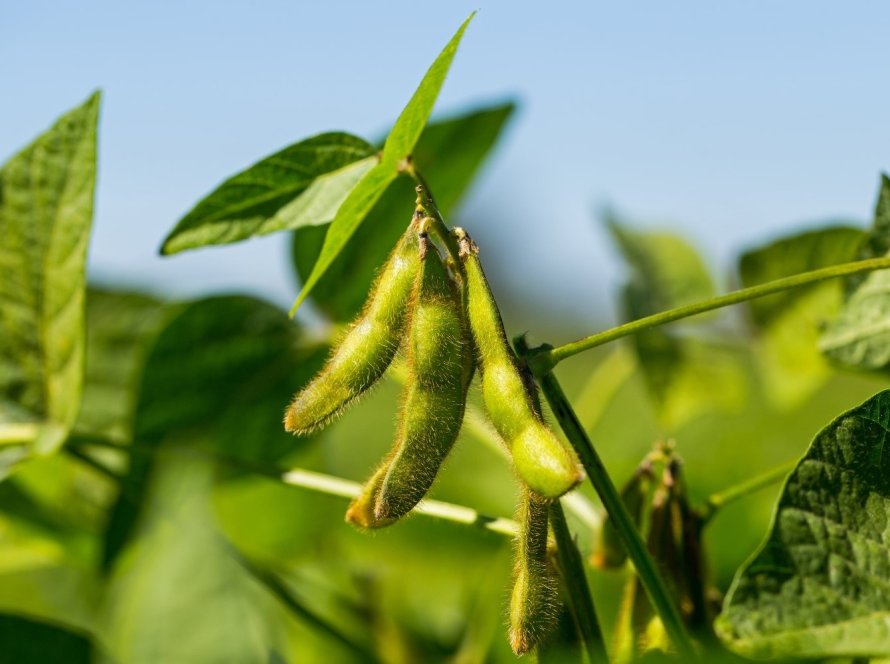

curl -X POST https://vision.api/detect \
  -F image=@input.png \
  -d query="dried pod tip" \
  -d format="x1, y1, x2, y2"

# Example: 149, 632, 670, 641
453, 227, 478, 258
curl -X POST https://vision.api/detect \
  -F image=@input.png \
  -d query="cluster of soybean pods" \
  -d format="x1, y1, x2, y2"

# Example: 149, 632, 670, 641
285, 193, 583, 655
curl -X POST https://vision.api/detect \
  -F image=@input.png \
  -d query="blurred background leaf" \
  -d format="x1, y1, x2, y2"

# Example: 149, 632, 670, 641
739, 225, 864, 408
0, 613, 92, 663
606, 215, 747, 431
822, 177, 890, 371
0, 92, 100, 473
101, 295, 327, 568
73, 287, 170, 444
102, 447, 293, 663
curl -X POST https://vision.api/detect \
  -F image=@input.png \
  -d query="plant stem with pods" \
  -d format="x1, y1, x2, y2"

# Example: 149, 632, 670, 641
523, 349, 698, 661
549, 502, 609, 664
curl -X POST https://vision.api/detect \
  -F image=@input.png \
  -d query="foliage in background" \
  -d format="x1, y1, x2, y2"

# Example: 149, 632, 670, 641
4, 14, 890, 664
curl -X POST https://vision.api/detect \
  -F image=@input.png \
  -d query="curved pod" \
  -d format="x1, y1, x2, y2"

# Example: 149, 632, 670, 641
284, 223, 420, 435
459, 232, 581, 499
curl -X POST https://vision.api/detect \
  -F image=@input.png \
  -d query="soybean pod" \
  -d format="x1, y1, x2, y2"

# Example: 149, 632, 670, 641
456, 230, 582, 499
346, 232, 475, 527
509, 489, 559, 656
284, 221, 420, 435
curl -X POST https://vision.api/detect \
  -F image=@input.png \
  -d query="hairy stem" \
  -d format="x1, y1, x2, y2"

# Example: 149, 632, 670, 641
549, 502, 609, 664
529, 255, 890, 373
531, 369, 697, 660
700, 459, 796, 523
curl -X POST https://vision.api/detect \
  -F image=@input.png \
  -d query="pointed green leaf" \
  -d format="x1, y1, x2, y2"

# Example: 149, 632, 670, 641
719, 390, 890, 659
288, 163, 398, 316
293, 101, 516, 321
160, 132, 376, 254
381, 13, 475, 166
739, 226, 864, 407
0, 92, 100, 465
289, 14, 475, 315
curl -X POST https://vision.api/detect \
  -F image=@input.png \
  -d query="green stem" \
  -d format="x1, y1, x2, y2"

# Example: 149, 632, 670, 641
549, 502, 609, 664
700, 459, 796, 523
534, 370, 697, 660
401, 163, 463, 265
530, 255, 890, 373
64, 446, 124, 482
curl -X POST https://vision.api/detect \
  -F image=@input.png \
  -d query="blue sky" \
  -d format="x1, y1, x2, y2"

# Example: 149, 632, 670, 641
3, 1, 890, 330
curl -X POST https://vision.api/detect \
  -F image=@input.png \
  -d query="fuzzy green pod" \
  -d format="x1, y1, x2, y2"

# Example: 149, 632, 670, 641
509, 490, 559, 656
284, 223, 420, 435
346, 234, 475, 528
375, 236, 474, 521
457, 231, 581, 499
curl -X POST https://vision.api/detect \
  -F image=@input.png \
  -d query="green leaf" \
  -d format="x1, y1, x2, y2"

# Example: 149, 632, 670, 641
160, 133, 376, 254
0, 613, 92, 663
289, 13, 475, 316
293, 101, 515, 321
739, 226, 864, 407
101, 295, 326, 567
607, 217, 746, 429
288, 164, 397, 316
0, 92, 100, 465
607, 217, 716, 315
718, 389, 890, 659
381, 12, 476, 166
102, 448, 287, 663
821, 179, 890, 370
73, 287, 169, 443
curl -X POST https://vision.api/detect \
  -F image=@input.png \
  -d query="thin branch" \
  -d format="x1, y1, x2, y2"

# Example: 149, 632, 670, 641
64, 446, 124, 482
280, 467, 518, 538
550, 502, 609, 664
700, 460, 796, 523
530, 255, 890, 373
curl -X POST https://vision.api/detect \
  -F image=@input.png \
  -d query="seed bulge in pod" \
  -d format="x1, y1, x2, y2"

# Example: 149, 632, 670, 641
284, 222, 420, 435
374, 234, 475, 522
458, 231, 581, 499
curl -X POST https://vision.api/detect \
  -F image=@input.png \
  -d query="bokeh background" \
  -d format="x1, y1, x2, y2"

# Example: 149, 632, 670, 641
5, 1, 890, 327
4, 3, 890, 662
